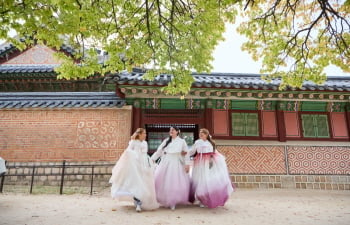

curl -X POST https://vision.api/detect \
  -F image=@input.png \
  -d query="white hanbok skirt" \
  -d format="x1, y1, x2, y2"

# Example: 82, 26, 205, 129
109, 149, 159, 210
189, 151, 234, 208
154, 153, 190, 207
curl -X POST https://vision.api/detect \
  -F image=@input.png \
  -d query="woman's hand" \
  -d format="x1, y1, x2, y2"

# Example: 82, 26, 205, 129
184, 165, 190, 173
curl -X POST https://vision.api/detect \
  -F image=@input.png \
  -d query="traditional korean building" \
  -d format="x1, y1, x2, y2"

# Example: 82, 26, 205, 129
0, 42, 349, 190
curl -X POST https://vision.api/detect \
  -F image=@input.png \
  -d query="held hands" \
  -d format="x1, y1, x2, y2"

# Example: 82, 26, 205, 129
184, 165, 190, 173
181, 150, 187, 156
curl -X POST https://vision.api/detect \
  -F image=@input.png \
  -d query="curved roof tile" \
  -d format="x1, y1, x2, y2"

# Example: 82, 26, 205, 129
0, 92, 125, 109
116, 71, 350, 91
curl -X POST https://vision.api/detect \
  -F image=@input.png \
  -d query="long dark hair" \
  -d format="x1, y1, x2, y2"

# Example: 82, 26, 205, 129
162, 126, 180, 149
200, 128, 216, 150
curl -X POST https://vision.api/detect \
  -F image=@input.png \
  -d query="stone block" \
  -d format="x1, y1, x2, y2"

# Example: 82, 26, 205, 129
306, 183, 313, 189
339, 176, 347, 183
295, 176, 302, 182
255, 176, 261, 182
315, 176, 320, 182
274, 183, 281, 189
275, 176, 281, 182
259, 183, 268, 189
252, 183, 259, 189
262, 176, 270, 182
301, 176, 307, 182
331, 176, 339, 183
331, 184, 338, 190
52, 168, 60, 174
307, 176, 315, 182
247, 176, 255, 182
325, 184, 332, 190
313, 183, 320, 189
281, 176, 295, 189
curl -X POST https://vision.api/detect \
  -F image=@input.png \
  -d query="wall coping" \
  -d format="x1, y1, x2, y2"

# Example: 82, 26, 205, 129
216, 140, 350, 146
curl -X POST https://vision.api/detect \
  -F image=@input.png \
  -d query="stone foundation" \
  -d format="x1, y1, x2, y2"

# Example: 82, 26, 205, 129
2, 161, 114, 188
2, 162, 350, 191
231, 175, 350, 190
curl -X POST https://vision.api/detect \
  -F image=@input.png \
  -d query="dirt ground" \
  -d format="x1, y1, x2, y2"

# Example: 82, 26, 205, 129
1, 189, 349, 225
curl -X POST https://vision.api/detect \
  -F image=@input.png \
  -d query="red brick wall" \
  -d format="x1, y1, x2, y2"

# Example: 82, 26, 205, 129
0, 108, 132, 162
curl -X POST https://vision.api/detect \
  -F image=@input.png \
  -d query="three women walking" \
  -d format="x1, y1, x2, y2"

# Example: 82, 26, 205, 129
109, 126, 233, 212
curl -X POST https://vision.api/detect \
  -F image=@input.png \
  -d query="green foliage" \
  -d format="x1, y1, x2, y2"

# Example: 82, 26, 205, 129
0, 0, 348, 94
237, 0, 349, 89
0, 0, 235, 95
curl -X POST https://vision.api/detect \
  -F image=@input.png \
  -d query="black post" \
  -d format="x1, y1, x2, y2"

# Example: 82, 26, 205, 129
0, 174, 5, 193
0, 160, 6, 193
30, 165, 35, 194
90, 165, 95, 195
60, 160, 66, 195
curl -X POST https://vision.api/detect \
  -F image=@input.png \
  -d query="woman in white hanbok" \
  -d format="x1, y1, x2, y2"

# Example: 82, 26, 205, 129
187, 128, 234, 208
109, 128, 159, 212
151, 126, 190, 210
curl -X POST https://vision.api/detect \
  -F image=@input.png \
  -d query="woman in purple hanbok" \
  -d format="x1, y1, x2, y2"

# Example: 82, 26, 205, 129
151, 126, 190, 210
187, 128, 234, 208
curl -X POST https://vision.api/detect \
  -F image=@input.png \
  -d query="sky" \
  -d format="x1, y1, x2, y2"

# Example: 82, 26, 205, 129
211, 24, 349, 77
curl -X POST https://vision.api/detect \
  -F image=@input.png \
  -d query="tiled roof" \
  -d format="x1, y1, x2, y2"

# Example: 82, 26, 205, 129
0, 43, 16, 57
0, 92, 125, 109
0, 65, 56, 73
1, 64, 349, 92
117, 71, 350, 91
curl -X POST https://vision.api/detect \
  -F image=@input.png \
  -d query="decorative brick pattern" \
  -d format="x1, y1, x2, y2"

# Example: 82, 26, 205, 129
0, 108, 131, 162
218, 145, 286, 174
288, 146, 350, 175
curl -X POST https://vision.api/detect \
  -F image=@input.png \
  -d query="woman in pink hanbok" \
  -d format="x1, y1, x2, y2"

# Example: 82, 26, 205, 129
151, 126, 190, 210
187, 128, 234, 208
109, 128, 159, 212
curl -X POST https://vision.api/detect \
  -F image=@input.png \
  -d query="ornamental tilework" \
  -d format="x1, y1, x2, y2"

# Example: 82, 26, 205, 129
258, 100, 275, 110
287, 146, 350, 175
186, 99, 203, 109
328, 102, 346, 112
218, 145, 286, 174
145, 98, 160, 109
278, 101, 300, 111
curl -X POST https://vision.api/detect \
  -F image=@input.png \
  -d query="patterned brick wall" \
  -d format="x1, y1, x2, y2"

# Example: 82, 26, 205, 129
218, 145, 286, 174
0, 108, 132, 162
288, 146, 350, 175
